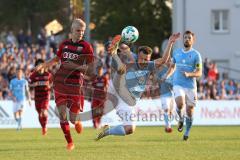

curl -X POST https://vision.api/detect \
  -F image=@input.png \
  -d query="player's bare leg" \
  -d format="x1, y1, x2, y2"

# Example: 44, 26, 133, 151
175, 96, 185, 132
58, 105, 74, 150
69, 112, 83, 134
39, 109, 48, 135
183, 106, 194, 141
96, 125, 136, 141
164, 108, 172, 133
14, 111, 20, 130
14, 109, 23, 130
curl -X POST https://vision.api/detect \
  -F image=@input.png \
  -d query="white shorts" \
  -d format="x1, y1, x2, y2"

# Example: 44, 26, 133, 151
13, 101, 25, 113
108, 81, 136, 126
173, 85, 197, 107
160, 96, 175, 111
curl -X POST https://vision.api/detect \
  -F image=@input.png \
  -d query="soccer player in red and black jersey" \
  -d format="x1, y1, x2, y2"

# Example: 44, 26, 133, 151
91, 65, 109, 129
29, 59, 52, 135
34, 18, 95, 151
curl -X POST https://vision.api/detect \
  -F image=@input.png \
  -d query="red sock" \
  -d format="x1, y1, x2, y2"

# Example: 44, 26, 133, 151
60, 121, 72, 144
39, 116, 44, 128
93, 117, 101, 129
42, 116, 48, 129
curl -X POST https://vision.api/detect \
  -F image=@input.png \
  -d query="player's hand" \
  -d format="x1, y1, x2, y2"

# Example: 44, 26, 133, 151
183, 72, 190, 78
168, 32, 180, 44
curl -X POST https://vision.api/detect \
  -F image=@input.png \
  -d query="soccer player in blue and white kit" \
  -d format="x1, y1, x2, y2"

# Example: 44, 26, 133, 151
96, 33, 180, 140
156, 59, 175, 133
171, 30, 202, 140
9, 68, 31, 130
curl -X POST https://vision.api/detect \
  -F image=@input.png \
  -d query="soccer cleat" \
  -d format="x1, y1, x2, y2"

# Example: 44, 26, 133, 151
95, 125, 109, 141
66, 143, 75, 151
165, 127, 173, 133
42, 128, 48, 136
177, 121, 184, 132
108, 35, 122, 54
75, 121, 83, 134
183, 135, 189, 141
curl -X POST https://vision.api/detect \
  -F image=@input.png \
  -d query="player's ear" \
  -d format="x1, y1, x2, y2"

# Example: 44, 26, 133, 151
192, 35, 196, 43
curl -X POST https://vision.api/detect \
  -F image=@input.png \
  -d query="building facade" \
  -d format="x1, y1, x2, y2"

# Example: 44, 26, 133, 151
172, 0, 240, 79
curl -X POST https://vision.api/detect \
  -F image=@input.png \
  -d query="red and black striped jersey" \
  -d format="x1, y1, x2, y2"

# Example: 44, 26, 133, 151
53, 39, 94, 95
29, 71, 52, 102
92, 75, 108, 99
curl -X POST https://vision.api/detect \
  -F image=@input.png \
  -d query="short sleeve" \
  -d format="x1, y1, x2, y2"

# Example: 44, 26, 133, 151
84, 42, 94, 64
195, 52, 202, 69
56, 41, 64, 58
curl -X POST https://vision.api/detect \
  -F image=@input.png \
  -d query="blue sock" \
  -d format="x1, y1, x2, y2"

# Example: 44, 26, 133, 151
18, 117, 22, 127
184, 116, 193, 136
15, 118, 19, 123
163, 113, 171, 128
15, 118, 20, 129
107, 125, 126, 136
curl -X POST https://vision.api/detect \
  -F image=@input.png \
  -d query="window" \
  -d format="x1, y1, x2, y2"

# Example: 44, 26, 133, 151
211, 10, 229, 33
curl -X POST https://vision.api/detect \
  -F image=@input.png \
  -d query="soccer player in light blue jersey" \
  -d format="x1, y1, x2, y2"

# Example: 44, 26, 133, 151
96, 33, 180, 140
156, 59, 175, 133
171, 30, 202, 140
9, 68, 31, 130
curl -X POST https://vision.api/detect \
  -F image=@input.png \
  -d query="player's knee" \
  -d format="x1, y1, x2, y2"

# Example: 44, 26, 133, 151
176, 102, 184, 109
59, 112, 67, 121
175, 97, 184, 108
40, 109, 48, 117
186, 107, 194, 117
43, 111, 48, 117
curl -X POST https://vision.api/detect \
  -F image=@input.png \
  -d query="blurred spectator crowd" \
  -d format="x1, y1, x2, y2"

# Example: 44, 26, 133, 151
0, 29, 239, 101
198, 58, 240, 100
0, 28, 58, 100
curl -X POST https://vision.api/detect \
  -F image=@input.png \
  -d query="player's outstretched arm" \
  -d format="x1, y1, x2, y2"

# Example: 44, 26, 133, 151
155, 33, 180, 66
34, 56, 60, 72
160, 62, 176, 83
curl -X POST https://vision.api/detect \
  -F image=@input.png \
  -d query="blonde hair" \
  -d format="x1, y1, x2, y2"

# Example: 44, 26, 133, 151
71, 18, 86, 29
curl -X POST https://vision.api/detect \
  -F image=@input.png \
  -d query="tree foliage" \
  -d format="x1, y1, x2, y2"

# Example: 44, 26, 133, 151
0, 0, 70, 35
90, 0, 172, 47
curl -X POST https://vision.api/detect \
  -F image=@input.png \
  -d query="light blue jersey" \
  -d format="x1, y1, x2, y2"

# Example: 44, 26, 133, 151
172, 48, 202, 89
157, 65, 173, 97
125, 61, 155, 98
9, 78, 28, 101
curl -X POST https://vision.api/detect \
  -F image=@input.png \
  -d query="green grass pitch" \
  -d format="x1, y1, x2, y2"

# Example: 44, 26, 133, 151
0, 126, 240, 160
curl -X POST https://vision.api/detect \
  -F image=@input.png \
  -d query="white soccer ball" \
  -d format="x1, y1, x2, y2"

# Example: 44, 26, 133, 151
121, 26, 139, 43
